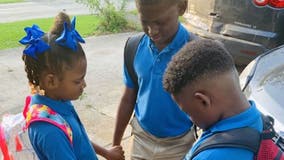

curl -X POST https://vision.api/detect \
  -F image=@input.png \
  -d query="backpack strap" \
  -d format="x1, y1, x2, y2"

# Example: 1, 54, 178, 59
24, 104, 73, 144
124, 33, 145, 90
190, 127, 261, 160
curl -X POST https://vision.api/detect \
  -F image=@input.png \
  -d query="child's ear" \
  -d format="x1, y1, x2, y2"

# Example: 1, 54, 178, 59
42, 74, 60, 89
178, 0, 188, 15
194, 92, 211, 108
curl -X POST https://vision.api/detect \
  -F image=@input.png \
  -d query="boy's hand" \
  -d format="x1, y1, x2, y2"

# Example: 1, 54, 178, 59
105, 145, 125, 160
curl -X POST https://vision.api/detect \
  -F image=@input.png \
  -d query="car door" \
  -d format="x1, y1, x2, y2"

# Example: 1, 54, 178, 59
186, 0, 284, 64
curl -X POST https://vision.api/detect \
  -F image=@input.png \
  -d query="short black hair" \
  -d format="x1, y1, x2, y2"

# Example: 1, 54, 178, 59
163, 39, 235, 95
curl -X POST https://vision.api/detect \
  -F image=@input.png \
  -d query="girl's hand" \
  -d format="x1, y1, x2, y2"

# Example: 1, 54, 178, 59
105, 145, 125, 160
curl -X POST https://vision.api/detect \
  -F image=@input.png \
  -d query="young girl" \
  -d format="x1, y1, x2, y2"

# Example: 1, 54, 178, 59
20, 12, 124, 160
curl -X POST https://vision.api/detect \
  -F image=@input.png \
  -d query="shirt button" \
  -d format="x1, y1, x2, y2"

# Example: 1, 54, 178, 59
157, 58, 160, 62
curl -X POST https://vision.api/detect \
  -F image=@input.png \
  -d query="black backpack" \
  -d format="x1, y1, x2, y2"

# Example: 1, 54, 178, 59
123, 33, 145, 89
190, 115, 284, 160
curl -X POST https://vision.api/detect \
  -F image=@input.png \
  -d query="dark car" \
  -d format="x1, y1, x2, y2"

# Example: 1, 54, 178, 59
184, 0, 284, 66
239, 45, 284, 136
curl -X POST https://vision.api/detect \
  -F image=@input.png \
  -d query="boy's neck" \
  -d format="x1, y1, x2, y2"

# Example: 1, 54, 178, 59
155, 43, 167, 51
152, 28, 179, 51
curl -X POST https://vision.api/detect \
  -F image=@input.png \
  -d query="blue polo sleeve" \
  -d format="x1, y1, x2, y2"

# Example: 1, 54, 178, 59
28, 122, 77, 160
123, 64, 135, 88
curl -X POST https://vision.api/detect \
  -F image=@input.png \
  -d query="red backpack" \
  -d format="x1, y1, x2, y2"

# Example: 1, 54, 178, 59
190, 115, 284, 160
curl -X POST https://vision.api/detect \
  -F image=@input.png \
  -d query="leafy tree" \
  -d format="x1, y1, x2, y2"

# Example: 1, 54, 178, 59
76, 0, 128, 33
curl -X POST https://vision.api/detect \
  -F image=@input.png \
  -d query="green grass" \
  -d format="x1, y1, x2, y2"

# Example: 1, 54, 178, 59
0, 0, 23, 4
0, 15, 100, 50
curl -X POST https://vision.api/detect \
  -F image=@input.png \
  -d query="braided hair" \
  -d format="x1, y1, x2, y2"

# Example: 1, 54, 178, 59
22, 12, 86, 93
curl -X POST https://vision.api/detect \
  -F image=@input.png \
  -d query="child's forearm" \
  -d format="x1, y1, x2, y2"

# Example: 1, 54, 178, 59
91, 141, 125, 160
91, 141, 109, 158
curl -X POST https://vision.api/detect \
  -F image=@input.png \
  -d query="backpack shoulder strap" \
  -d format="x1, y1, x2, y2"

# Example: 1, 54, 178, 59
190, 127, 261, 160
124, 32, 145, 89
25, 104, 73, 144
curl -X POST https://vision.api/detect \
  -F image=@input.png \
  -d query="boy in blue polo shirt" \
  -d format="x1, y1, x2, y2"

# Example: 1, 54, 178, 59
163, 39, 263, 160
112, 0, 196, 159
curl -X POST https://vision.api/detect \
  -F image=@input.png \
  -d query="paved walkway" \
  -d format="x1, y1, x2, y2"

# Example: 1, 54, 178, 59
0, 0, 89, 23
0, 0, 135, 23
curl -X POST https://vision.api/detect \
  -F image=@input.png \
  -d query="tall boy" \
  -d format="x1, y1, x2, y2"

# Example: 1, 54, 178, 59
112, 0, 196, 159
163, 39, 263, 160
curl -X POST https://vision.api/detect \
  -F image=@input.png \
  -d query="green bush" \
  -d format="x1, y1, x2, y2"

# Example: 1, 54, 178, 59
76, 0, 128, 33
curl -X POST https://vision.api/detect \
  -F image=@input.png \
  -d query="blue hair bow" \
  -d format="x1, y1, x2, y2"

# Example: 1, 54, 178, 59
19, 25, 50, 59
55, 17, 85, 51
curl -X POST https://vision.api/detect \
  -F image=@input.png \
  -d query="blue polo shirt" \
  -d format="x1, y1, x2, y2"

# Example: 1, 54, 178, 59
28, 94, 98, 160
123, 23, 193, 138
184, 101, 263, 160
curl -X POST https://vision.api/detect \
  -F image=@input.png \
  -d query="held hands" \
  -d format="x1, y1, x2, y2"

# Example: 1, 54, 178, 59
105, 145, 125, 160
